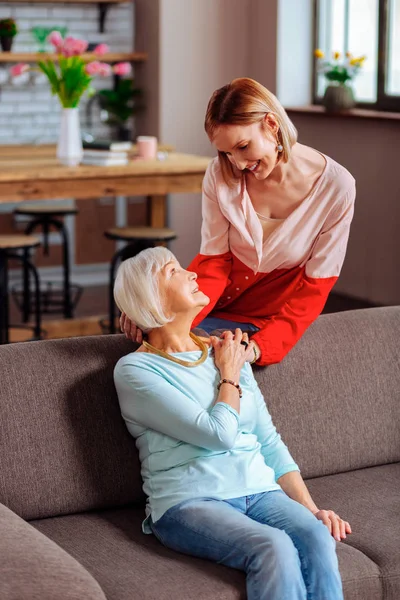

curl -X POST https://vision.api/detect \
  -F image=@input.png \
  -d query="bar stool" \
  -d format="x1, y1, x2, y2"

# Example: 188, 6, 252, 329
13, 205, 82, 320
102, 226, 177, 334
0, 235, 42, 344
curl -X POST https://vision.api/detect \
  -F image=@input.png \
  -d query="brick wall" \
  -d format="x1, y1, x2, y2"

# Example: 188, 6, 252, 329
0, 1, 135, 143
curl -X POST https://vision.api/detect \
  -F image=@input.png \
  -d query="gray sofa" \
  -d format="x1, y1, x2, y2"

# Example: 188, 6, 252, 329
0, 306, 399, 599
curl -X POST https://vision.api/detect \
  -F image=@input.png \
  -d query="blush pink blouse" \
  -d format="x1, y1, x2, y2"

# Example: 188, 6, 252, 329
190, 154, 356, 366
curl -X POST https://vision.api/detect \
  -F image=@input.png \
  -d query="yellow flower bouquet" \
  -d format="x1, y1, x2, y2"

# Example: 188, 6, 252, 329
314, 49, 366, 85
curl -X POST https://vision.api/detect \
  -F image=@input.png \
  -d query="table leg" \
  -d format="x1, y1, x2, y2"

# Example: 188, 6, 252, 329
148, 195, 167, 228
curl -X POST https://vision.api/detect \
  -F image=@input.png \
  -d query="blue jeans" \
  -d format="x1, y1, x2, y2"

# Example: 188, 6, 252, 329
151, 490, 343, 600
197, 316, 260, 334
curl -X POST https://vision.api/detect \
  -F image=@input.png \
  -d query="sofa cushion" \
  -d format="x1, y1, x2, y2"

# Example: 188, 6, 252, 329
306, 462, 400, 599
253, 307, 400, 479
0, 334, 143, 520
31, 503, 381, 600
0, 502, 105, 600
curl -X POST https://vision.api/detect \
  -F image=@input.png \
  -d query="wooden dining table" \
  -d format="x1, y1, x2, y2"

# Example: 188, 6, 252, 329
0, 144, 212, 227
0, 144, 212, 341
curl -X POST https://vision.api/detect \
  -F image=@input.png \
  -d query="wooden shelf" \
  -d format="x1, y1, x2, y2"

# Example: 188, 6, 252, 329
6, 0, 132, 32
0, 52, 147, 64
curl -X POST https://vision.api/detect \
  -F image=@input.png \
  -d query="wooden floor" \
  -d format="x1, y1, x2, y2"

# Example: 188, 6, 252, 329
7, 284, 378, 342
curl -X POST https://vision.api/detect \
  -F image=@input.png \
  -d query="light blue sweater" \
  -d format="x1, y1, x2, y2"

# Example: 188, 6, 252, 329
114, 348, 299, 533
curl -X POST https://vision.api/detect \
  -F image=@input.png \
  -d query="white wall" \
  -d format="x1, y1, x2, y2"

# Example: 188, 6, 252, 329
158, 0, 251, 264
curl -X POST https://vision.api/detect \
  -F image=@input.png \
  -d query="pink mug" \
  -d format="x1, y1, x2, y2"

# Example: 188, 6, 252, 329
136, 136, 158, 160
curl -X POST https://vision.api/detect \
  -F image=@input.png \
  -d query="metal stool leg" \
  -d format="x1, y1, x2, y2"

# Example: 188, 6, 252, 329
22, 247, 31, 323
9, 251, 43, 341
58, 220, 73, 319
43, 217, 73, 319
0, 251, 9, 344
25, 216, 74, 319
27, 258, 42, 339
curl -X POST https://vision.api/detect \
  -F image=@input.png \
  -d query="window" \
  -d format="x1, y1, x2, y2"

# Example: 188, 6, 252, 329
314, 0, 400, 110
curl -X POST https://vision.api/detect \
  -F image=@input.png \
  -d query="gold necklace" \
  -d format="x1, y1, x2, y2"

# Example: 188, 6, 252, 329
143, 332, 209, 368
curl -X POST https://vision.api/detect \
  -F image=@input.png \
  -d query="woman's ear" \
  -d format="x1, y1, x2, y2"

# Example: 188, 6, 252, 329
263, 113, 279, 135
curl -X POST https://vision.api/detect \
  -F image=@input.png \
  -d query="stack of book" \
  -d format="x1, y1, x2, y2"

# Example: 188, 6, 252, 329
81, 140, 132, 166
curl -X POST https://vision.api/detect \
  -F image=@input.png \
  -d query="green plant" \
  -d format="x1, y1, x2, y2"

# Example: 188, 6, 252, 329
314, 49, 366, 85
31, 26, 68, 52
0, 18, 18, 38
98, 78, 143, 125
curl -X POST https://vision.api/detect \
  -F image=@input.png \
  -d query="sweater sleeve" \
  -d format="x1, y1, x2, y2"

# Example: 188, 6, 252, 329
189, 160, 233, 328
251, 184, 355, 366
249, 367, 299, 480
114, 359, 240, 452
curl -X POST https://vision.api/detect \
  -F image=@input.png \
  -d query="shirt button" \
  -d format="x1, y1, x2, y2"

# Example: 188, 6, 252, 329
227, 296, 231, 300
245, 276, 249, 280
236, 288, 240, 291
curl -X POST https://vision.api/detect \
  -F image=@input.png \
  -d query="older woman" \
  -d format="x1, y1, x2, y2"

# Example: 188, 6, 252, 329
114, 246, 351, 600
121, 77, 355, 367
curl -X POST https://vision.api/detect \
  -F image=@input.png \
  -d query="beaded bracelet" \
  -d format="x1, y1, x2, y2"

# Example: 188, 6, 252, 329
217, 378, 243, 398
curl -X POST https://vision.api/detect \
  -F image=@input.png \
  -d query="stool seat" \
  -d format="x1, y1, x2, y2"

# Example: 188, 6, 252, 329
0, 235, 40, 250
105, 226, 176, 242
15, 205, 77, 217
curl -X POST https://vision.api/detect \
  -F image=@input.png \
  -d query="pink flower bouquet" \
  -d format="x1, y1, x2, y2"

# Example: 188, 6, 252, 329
10, 31, 132, 108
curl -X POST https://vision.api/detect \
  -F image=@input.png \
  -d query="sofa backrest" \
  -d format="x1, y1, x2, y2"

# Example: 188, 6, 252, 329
0, 307, 399, 520
254, 306, 400, 479
0, 335, 144, 521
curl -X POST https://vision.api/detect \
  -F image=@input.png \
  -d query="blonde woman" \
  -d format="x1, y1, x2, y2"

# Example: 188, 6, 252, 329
114, 246, 350, 600
121, 78, 355, 367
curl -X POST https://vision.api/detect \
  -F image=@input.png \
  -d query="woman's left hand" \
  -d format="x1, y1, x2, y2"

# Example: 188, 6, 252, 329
314, 509, 352, 542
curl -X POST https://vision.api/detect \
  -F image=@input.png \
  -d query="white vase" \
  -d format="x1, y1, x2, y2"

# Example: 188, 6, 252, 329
56, 108, 83, 167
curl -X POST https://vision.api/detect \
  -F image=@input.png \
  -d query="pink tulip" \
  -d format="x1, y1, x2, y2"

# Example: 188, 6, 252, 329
113, 62, 131, 76
85, 61, 102, 76
93, 43, 109, 56
10, 63, 30, 77
98, 62, 112, 76
62, 36, 88, 57
48, 30, 63, 51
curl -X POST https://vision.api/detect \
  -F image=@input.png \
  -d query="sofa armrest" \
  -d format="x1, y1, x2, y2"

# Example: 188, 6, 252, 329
0, 502, 106, 600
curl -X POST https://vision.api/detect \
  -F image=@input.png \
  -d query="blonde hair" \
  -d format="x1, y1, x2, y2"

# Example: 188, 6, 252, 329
204, 77, 297, 186
113, 246, 176, 332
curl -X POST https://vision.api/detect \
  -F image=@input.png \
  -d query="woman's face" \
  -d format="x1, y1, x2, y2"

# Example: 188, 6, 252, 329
158, 259, 209, 316
212, 115, 280, 181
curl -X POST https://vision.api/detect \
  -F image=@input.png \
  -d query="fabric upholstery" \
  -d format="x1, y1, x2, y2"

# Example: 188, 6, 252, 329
0, 334, 143, 520
0, 502, 105, 600
306, 463, 400, 599
252, 307, 400, 479
31, 502, 382, 600
0, 306, 399, 599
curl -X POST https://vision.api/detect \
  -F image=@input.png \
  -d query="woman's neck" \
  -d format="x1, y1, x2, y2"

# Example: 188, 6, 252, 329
147, 316, 200, 353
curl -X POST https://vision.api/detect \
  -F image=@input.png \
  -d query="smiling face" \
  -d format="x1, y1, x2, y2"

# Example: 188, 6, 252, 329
212, 114, 280, 181
158, 259, 210, 317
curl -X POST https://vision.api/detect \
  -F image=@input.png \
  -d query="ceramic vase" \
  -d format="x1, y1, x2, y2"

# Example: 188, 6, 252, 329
322, 84, 355, 113
56, 108, 83, 167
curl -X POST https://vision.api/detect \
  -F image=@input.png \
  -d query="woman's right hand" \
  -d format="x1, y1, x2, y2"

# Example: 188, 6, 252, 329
210, 329, 254, 381
120, 312, 143, 343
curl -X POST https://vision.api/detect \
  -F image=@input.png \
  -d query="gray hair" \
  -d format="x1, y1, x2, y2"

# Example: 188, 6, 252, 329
113, 246, 176, 332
